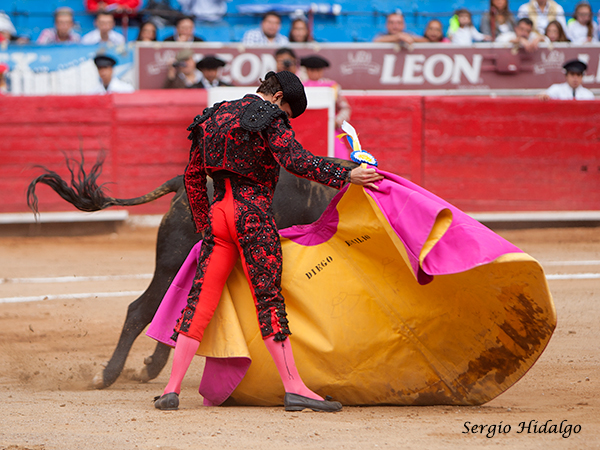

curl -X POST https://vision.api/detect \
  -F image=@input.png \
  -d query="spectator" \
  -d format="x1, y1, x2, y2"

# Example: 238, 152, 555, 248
480, 0, 516, 40
289, 17, 313, 42
517, 0, 566, 34
0, 62, 9, 94
37, 7, 81, 44
545, 19, 570, 41
413, 19, 451, 43
163, 16, 204, 41
448, 9, 491, 44
275, 47, 298, 73
136, 20, 157, 41
193, 55, 232, 88
163, 48, 202, 88
540, 59, 594, 100
86, 0, 140, 14
566, 2, 598, 44
89, 54, 135, 94
81, 12, 126, 45
242, 12, 289, 45
0, 11, 29, 44
373, 11, 417, 45
496, 17, 545, 51
136, 21, 157, 42
300, 55, 352, 159
177, 0, 230, 23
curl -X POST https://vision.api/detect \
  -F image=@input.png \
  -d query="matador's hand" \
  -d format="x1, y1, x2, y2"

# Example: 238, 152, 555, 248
348, 166, 384, 189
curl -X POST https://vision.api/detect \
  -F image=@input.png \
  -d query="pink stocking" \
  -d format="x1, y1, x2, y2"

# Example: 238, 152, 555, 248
163, 333, 200, 395
264, 336, 323, 401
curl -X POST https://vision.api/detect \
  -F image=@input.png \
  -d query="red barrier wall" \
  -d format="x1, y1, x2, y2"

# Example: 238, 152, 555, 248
1, 92, 599, 216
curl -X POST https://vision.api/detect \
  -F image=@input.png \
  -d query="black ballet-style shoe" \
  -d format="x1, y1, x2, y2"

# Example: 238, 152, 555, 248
154, 392, 179, 410
284, 393, 342, 412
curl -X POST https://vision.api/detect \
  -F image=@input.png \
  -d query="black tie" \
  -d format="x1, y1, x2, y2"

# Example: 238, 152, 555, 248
573, 88, 576, 99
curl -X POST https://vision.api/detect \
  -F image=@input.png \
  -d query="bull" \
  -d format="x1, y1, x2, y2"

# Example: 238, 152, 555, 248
27, 153, 356, 388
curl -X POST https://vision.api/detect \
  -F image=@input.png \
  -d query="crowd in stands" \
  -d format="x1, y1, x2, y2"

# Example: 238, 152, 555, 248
0, 0, 599, 98
2, 0, 600, 46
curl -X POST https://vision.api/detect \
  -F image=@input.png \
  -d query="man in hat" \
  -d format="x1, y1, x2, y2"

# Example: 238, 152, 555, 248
193, 55, 232, 89
90, 54, 135, 94
152, 70, 382, 412
301, 55, 352, 159
163, 48, 202, 89
540, 59, 595, 100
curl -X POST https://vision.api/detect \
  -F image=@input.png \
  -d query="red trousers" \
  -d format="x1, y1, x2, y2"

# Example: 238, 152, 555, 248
174, 174, 290, 342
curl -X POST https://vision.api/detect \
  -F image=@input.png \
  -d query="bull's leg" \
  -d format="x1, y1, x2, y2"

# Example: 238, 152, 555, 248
93, 284, 166, 389
139, 342, 172, 382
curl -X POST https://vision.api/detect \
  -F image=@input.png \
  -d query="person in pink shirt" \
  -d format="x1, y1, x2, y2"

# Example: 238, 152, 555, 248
300, 55, 352, 159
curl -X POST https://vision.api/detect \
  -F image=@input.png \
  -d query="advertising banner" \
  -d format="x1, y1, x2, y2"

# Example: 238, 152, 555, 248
0, 43, 134, 95
136, 42, 600, 92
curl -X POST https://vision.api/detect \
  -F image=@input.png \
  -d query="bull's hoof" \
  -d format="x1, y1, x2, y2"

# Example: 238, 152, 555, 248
92, 372, 107, 389
139, 366, 151, 383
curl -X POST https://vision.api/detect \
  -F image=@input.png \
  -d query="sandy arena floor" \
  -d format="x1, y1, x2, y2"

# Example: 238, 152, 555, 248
0, 224, 598, 450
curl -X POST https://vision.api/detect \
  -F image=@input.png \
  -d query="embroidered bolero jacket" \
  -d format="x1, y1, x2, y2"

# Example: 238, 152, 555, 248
184, 94, 351, 232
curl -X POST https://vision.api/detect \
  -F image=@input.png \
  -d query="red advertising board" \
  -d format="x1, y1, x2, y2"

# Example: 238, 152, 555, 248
136, 42, 600, 92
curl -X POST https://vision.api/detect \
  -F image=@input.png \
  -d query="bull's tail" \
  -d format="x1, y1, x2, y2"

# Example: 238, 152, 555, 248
27, 151, 183, 216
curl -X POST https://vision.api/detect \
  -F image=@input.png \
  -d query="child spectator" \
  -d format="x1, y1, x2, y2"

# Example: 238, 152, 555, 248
545, 19, 569, 41
37, 7, 81, 44
81, 11, 126, 45
448, 9, 491, 44
480, 0, 516, 40
566, 2, 598, 44
136, 20, 157, 41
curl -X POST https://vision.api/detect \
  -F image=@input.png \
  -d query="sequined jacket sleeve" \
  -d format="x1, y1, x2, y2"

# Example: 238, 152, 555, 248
184, 128, 210, 233
264, 117, 350, 189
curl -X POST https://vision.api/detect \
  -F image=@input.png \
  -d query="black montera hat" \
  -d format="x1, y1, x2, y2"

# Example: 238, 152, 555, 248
563, 59, 587, 74
265, 70, 307, 118
196, 55, 226, 70
94, 55, 117, 68
300, 55, 330, 69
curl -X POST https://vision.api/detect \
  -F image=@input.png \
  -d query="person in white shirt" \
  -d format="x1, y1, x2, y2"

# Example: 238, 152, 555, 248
448, 9, 491, 44
540, 59, 595, 100
242, 12, 288, 45
89, 55, 135, 94
566, 2, 598, 44
496, 17, 546, 51
81, 12, 126, 46
517, 0, 566, 34
177, 0, 230, 23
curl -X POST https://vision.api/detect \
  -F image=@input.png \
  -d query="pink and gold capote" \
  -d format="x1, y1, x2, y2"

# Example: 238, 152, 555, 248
147, 169, 555, 406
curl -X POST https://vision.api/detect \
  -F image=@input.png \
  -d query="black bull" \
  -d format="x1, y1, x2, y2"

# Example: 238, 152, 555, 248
27, 155, 357, 388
